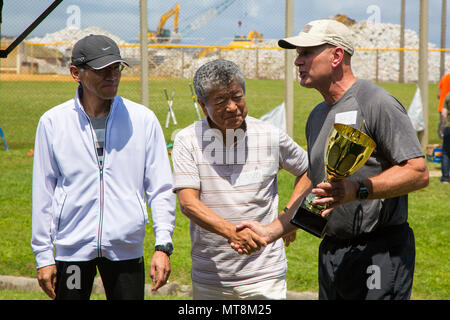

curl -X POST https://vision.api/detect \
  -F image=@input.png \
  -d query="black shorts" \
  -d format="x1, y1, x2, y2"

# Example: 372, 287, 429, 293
318, 223, 415, 300
55, 257, 145, 300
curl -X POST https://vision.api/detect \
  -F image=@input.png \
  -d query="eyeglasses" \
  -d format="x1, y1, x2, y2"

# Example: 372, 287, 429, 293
81, 63, 125, 76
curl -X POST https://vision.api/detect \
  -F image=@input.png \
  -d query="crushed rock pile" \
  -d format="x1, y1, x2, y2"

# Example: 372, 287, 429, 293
350, 21, 448, 82
26, 23, 448, 82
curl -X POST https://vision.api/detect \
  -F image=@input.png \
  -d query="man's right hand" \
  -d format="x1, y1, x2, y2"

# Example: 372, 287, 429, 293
230, 221, 270, 255
37, 264, 57, 299
228, 227, 267, 255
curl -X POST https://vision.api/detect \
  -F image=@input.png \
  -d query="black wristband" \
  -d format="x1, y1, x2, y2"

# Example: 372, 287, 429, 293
283, 206, 289, 213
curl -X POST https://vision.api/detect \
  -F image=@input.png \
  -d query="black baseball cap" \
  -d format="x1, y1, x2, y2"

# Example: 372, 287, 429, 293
71, 34, 129, 69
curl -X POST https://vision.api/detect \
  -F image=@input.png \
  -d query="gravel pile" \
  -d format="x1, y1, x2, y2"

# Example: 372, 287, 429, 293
28, 26, 126, 54
26, 23, 448, 82
350, 21, 448, 82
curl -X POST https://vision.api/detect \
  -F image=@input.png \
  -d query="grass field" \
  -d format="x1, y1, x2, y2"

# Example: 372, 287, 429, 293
0, 78, 448, 300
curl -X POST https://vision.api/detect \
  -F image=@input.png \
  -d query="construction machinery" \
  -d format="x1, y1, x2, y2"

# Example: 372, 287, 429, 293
143, 0, 236, 45
143, 3, 181, 43
331, 14, 357, 26
181, 0, 236, 36
199, 30, 263, 58
229, 30, 264, 46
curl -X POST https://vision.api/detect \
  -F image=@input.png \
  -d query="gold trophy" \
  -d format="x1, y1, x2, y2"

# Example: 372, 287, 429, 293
290, 123, 376, 238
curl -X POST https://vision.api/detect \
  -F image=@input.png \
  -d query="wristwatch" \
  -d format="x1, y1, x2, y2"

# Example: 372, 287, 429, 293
357, 181, 370, 200
155, 243, 173, 256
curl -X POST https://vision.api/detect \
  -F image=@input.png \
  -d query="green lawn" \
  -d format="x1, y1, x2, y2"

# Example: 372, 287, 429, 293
0, 79, 448, 300
0, 289, 191, 300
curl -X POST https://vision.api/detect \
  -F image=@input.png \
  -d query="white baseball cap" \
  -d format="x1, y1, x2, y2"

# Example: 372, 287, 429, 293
278, 19, 354, 56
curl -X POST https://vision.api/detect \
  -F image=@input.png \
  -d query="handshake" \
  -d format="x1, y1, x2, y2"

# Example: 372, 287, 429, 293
228, 211, 298, 255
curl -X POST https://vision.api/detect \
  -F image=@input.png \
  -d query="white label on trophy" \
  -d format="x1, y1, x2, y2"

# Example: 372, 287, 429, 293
335, 111, 357, 125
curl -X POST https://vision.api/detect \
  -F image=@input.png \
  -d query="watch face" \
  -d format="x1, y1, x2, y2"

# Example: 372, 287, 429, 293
357, 181, 369, 199
165, 243, 174, 254
358, 185, 369, 199
156, 243, 173, 255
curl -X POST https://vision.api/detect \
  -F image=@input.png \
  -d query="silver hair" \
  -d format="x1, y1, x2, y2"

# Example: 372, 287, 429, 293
193, 59, 245, 102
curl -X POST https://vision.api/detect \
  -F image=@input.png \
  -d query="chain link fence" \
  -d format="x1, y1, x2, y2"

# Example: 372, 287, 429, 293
0, 0, 449, 82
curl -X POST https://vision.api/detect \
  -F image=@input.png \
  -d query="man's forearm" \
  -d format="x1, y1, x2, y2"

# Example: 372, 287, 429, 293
365, 157, 429, 200
265, 209, 298, 243
284, 171, 312, 209
178, 196, 236, 239
267, 172, 312, 242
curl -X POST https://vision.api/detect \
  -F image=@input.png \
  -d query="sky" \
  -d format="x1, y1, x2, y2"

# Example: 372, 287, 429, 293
1, 0, 448, 47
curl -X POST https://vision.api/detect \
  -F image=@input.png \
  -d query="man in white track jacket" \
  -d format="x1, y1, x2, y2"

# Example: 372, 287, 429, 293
31, 35, 176, 300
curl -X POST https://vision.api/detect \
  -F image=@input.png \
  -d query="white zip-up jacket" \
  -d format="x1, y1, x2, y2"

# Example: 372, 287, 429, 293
31, 88, 176, 269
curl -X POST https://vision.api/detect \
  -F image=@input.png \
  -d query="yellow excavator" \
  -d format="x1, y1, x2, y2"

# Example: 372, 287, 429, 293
229, 30, 264, 46
331, 14, 357, 26
199, 30, 264, 58
143, 3, 180, 43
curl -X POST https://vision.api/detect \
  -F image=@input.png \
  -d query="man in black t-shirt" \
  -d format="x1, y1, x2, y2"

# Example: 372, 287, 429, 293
232, 19, 429, 300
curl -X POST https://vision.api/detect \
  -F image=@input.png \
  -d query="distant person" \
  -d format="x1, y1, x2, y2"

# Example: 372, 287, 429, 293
31, 35, 176, 300
437, 73, 450, 114
438, 73, 450, 139
171, 59, 309, 300
439, 93, 450, 183
233, 19, 429, 300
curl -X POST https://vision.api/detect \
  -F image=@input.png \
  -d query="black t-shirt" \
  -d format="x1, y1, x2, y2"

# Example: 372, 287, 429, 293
305, 79, 424, 239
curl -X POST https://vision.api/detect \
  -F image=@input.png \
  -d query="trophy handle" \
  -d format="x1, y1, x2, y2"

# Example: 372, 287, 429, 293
290, 198, 328, 238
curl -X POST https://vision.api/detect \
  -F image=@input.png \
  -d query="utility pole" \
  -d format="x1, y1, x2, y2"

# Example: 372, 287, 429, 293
399, 0, 405, 83
140, 0, 149, 107
440, 0, 447, 79
284, 0, 294, 138
418, 0, 429, 148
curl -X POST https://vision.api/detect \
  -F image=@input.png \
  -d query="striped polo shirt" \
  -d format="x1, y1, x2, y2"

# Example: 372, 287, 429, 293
172, 116, 308, 286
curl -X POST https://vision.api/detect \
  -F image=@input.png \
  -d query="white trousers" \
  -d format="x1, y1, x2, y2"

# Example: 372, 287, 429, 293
192, 276, 286, 300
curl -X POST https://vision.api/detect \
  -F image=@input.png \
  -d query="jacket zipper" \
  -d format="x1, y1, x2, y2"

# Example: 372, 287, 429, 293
85, 112, 110, 258
98, 165, 104, 258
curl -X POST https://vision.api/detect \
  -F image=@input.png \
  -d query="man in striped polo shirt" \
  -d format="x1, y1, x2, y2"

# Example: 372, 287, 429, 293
172, 59, 310, 300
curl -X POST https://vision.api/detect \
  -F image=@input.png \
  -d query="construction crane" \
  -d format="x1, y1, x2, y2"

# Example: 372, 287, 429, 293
143, 3, 181, 43
140, 0, 237, 45
181, 0, 236, 36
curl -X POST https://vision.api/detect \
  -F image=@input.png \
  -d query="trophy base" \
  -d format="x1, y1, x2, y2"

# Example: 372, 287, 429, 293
290, 206, 328, 238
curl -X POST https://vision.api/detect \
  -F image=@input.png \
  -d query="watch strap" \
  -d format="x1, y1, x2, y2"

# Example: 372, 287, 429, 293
357, 180, 369, 200
155, 243, 173, 256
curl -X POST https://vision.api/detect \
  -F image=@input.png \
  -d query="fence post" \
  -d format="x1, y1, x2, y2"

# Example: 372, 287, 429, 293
284, 0, 294, 138
139, 0, 149, 107
181, 47, 184, 78
399, 0, 405, 83
16, 42, 23, 74
418, 0, 429, 148
375, 49, 379, 82
440, 0, 447, 79
31, 44, 34, 74
255, 47, 259, 79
